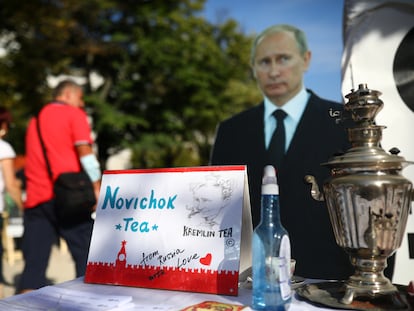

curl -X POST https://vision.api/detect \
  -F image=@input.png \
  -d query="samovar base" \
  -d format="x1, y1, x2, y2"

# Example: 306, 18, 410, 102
341, 256, 398, 304
342, 276, 397, 304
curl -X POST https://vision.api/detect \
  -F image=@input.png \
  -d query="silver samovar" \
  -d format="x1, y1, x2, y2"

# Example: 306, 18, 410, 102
305, 83, 413, 305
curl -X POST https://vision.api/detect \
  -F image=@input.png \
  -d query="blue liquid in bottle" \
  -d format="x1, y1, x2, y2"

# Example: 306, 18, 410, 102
252, 165, 291, 311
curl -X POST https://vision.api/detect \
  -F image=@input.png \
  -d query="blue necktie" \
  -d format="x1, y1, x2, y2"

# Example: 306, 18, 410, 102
267, 110, 287, 170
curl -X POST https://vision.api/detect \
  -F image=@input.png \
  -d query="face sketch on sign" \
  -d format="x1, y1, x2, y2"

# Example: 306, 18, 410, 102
187, 173, 233, 228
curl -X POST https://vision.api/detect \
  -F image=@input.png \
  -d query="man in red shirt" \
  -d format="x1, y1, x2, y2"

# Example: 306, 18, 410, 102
19, 79, 101, 292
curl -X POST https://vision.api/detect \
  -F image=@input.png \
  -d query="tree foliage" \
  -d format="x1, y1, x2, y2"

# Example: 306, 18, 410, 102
0, 0, 261, 168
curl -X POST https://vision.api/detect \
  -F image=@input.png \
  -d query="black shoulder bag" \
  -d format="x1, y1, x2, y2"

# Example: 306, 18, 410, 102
36, 116, 96, 224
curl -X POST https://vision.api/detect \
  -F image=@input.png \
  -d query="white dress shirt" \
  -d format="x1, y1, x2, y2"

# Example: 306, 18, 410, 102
264, 88, 310, 151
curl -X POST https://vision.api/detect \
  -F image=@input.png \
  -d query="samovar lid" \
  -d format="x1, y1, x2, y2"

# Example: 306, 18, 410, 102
322, 84, 413, 170
322, 146, 412, 170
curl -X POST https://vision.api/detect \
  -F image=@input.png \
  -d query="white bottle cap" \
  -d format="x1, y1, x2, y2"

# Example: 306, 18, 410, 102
262, 165, 279, 195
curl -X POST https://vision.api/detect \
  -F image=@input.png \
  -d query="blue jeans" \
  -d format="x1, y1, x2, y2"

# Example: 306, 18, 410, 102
0, 215, 4, 284
18, 200, 93, 291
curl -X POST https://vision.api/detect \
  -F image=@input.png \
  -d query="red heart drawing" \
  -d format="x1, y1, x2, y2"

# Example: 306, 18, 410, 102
199, 253, 212, 266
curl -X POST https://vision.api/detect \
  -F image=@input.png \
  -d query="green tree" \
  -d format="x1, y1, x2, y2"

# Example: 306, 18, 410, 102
0, 0, 261, 168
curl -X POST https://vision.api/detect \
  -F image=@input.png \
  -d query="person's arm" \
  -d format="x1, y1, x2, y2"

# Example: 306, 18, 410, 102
1, 158, 23, 210
76, 144, 101, 207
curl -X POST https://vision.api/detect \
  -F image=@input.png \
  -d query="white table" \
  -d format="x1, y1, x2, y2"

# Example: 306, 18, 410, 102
0, 277, 349, 310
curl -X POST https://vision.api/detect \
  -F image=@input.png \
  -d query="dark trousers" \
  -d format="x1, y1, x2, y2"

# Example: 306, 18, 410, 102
0, 215, 4, 284
18, 200, 93, 291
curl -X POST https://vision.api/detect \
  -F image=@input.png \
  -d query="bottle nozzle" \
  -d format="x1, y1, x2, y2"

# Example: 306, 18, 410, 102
262, 165, 277, 185
262, 165, 279, 194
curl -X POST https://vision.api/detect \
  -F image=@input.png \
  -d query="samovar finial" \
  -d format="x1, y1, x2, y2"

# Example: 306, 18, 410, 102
344, 83, 383, 126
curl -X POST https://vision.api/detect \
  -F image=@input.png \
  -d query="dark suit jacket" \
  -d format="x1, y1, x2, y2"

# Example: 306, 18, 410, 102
210, 90, 355, 280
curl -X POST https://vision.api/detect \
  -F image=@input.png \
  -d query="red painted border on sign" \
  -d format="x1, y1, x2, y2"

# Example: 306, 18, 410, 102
103, 165, 246, 175
84, 262, 239, 296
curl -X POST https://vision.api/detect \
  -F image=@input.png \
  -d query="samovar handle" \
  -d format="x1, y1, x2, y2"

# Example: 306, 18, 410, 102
304, 175, 325, 201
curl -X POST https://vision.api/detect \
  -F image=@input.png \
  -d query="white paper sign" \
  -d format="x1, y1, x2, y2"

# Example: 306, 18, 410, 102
85, 166, 252, 295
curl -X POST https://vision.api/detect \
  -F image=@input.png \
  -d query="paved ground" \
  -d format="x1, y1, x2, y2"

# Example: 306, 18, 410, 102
1, 239, 75, 299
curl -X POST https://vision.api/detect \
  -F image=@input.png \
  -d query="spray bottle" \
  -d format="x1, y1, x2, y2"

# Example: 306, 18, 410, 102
252, 165, 291, 310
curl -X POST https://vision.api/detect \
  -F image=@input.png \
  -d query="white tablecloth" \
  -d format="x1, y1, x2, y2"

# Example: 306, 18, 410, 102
0, 277, 349, 310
